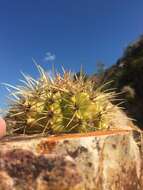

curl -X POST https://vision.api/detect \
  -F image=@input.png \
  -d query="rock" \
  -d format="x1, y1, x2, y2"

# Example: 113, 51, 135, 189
0, 129, 142, 190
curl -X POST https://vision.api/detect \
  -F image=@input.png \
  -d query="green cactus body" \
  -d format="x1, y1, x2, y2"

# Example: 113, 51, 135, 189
4, 65, 117, 135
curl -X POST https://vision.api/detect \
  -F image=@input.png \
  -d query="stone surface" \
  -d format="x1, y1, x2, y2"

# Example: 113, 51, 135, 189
0, 130, 142, 190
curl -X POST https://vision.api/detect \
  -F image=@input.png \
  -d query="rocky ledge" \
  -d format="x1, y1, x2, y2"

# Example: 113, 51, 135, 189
0, 130, 142, 190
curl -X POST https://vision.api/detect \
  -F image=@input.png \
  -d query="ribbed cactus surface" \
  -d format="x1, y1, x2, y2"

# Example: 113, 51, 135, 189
4, 65, 117, 135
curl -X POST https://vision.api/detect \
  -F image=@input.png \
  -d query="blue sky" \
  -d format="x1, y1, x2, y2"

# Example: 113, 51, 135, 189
0, 0, 143, 108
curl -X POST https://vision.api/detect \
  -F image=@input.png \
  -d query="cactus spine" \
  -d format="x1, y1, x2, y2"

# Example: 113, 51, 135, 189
5, 65, 117, 135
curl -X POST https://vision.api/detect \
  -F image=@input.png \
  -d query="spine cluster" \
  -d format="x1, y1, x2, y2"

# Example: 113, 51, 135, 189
5, 65, 117, 135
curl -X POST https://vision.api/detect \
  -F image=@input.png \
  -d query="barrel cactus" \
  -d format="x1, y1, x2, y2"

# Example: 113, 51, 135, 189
4, 65, 118, 135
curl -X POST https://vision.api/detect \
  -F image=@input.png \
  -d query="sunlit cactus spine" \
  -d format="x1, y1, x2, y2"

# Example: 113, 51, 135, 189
4, 65, 118, 135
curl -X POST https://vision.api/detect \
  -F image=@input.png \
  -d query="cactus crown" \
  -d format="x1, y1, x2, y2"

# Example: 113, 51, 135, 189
4, 65, 117, 135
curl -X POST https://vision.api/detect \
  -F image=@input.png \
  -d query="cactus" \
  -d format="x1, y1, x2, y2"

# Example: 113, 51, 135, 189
4, 65, 118, 135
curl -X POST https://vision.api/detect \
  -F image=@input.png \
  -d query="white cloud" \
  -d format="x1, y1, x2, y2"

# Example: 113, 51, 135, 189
44, 52, 56, 62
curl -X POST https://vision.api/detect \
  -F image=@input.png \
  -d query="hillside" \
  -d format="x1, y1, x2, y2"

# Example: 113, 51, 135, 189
101, 36, 143, 129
